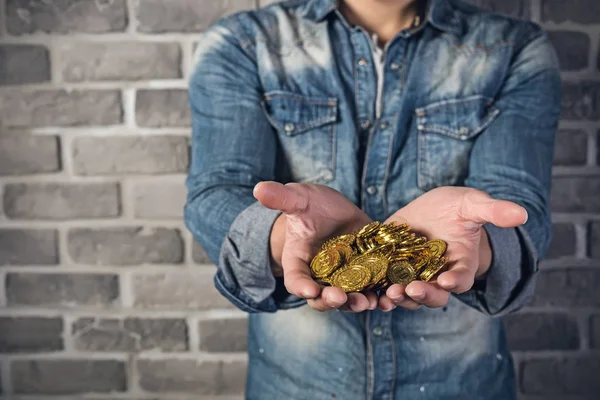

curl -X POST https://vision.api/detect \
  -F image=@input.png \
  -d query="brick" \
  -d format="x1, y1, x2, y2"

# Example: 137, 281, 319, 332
68, 227, 183, 265
521, 357, 600, 395
192, 241, 213, 264
132, 272, 232, 309
0, 317, 63, 353
0, 229, 58, 265
589, 222, 600, 259
4, 183, 120, 220
550, 177, 600, 213
0, 135, 60, 175
546, 223, 576, 259
72, 317, 187, 352
7, 0, 127, 34
561, 81, 600, 121
546, 31, 590, 72
6, 273, 119, 307
199, 319, 247, 352
504, 313, 579, 351
0, 45, 50, 85
72, 136, 189, 175
59, 42, 181, 82
0, 90, 122, 128
136, 0, 254, 33
542, 0, 600, 24
531, 269, 600, 307
137, 359, 245, 394
12, 359, 126, 394
466, 0, 530, 18
591, 315, 600, 349
136, 90, 191, 127
553, 129, 587, 166
134, 180, 186, 219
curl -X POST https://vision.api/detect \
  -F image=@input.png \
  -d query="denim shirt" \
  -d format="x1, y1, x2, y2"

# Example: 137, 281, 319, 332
185, 0, 561, 398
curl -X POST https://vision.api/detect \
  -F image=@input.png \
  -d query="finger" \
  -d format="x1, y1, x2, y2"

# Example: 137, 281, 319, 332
405, 281, 450, 308
459, 190, 528, 228
339, 292, 372, 312
377, 294, 397, 312
307, 287, 347, 311
384, 284, 421, 310
437, 266, 476, 294
364, 291, 378, 310
253, 181, 308, 215
282, 253, 321, 299
384, 284, 422, 310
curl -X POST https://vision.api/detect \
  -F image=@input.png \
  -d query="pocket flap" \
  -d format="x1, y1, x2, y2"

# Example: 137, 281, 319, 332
262, 91, 338, 136
415, 95, 500, 140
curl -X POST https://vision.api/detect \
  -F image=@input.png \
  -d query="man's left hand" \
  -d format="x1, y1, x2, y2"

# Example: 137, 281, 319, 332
378, 187, 528, 311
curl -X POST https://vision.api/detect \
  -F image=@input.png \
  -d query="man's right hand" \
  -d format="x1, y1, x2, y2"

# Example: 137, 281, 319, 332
254, 181, 377, 312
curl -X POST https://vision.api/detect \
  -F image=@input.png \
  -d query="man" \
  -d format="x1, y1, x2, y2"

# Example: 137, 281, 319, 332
185, 0, 561, 398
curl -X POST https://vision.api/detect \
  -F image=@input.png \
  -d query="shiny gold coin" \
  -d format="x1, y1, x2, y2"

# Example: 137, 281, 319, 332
387, 260, 416, 285
330, 264, 371, 292
332, 242, 356, 264
357, 222, 382, 238
310, 247, 342, 279
419, 257, 449, 282
426, 239, 447, 258
409, 249, 431, 273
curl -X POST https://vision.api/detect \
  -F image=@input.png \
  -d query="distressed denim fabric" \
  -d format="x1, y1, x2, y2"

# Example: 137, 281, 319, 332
184, 0, 561, 398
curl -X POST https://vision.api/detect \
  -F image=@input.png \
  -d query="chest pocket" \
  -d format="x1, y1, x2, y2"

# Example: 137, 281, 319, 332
262, 91, 338, 183
416, 95, 501, 191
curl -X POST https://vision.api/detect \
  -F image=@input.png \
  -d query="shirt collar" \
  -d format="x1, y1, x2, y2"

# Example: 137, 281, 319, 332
304, 0, 462, 35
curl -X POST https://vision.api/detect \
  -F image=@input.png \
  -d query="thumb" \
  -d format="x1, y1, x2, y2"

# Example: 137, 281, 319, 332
253, 181, 309, 215
459, 190, 528, 228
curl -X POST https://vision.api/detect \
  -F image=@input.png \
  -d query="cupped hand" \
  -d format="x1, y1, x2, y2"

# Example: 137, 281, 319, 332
378, 187, 528, 311
254, 181, 377, 312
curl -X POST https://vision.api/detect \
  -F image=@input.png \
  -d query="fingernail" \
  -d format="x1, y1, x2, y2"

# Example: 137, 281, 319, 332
384, 305, 397, 312
523, 210, 529, 224
410, 291, 425, 301
302, 289, 316, 299
329, 295, 345, 306
390, 294, 404, 303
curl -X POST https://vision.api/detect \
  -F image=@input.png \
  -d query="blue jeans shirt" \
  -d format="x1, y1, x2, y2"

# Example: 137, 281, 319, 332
185, 0, 561, 398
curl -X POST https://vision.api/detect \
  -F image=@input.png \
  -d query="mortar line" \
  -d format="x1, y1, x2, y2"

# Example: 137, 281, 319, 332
0, 271, 6, 307
530, 0, 541, 24
589, 129, 598, 166
574, 222, 589, 259
187, 314, 201, 353
125, 0, 137, 35
120, 270, 134, 308
0, 358, 12, 396
122, 87, 137, 128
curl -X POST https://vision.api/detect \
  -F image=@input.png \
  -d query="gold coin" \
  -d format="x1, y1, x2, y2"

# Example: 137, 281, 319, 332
357, 222, 382, 238
419, 257, 449, 282
387, 260, 416, 285
409, 249, 431, 273
310, 247, 342, 279
426, 239, 447, 258
330, 264, 371, 292
330, 242, 356, 264
349, 253, 388, 285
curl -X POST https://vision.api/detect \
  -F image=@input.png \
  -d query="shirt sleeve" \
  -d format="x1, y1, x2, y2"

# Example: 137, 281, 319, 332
456, 27, 562, 317
184, 18, 304, 313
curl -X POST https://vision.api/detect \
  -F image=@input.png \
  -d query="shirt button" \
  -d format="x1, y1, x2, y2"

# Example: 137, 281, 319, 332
284, 122, 296, 133
372, 326, 383, 336
366, 186, 377, 195
390, 62, 401, 70
379, 121, 389, 130
360, 120, 371, 129
358, 57, 368, 66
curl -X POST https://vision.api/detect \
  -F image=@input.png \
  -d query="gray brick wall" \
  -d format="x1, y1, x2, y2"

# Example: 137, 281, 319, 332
0, 0, 598, 399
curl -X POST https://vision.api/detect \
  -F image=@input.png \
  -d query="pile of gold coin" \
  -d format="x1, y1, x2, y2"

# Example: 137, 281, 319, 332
310, 222, 449, 293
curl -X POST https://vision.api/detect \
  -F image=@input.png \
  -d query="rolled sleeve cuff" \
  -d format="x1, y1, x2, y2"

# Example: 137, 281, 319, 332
215, 201, 306, 313
457, 224, 539, 317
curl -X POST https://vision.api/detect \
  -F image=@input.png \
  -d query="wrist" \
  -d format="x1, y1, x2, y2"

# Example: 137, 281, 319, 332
475, 227, 492, 280
269, 213, 286, 277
